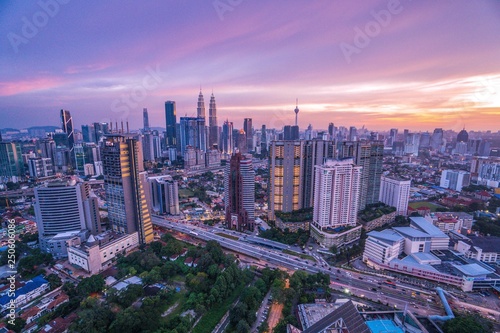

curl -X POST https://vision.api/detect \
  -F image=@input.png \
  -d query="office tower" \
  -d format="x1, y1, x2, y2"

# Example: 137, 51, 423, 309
35, 180, 101, 258
283, 126, 292, 140
197, 90, 206, 119
224, 152, 255, 232
0, 141, 24, 179
237, 129, 248, 153
221, 120, 234, 155
148, 176, 180, 215
243, 118, 253, 151
301, 139, 336, 208
209, 93, 218, 148
205, 147, 221, 167
260, 125, 267, 156
456, 128, 468, 143
268, 141, 303, 219
348, 126, 357, 141
379, 176, 411, 216
310, 159, 362, 247
294, 99, 299, 126
328, 123, 335, 140
102, 134, 153, 244
440, 170, 471, 192
73, 144, 87, 174
92, 122, 105, 143
388, 128, 398, 147
165, 101, 177, 147
28, 158, 54, 179
179, 117, 206, 154
152, 130, 162, 159
403, 129, 409, 143
60, 110, 75, 164
81, 125, 95, 143
143, 108, 150, 131
36, 138, 56, 163
404, 133, 420, 155
455, 142, 468, 155
142, 132, 155, 161
419, 132, 430, 148
431, 128, 443, 150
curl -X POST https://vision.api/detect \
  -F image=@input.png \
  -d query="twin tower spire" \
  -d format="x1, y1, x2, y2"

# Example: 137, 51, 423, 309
197, 89, 217, 128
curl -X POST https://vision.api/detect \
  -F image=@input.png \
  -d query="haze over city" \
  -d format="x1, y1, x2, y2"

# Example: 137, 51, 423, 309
1, 0, 500, 131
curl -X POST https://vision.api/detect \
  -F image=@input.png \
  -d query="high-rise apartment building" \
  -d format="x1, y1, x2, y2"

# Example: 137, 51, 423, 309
310, 159, 363, 247
440, 170, 471, 192
102, 134, 153, 244
339, 141, 383, 210
165, 101, 177, 147
208, 93, 218, 148
268, 139, 336, 220
379, 176, 411, 216
35, 180, 101, 258
224, 152, 255, 232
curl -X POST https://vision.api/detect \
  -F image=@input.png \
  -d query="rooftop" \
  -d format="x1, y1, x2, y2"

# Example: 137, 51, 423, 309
366, 319, 404, 333
452, 263, 492, 277
468, 235, 500, 253
410, 217, 447, 238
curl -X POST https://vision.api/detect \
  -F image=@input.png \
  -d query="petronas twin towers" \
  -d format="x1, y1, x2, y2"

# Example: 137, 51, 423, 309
197, 89, 219, 148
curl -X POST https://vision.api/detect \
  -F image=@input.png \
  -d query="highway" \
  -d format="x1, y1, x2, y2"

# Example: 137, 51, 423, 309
152, 216, 447, 316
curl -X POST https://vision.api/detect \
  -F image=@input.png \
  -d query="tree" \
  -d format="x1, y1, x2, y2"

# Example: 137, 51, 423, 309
6, 318, 26, 333
443, 314, 493, 333
46, 273, 62, 290
77, 275, 105, 297
70, 298, 115, 333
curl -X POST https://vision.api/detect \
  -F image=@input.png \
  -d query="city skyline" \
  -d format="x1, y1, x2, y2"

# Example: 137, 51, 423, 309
1, 1, 499, 131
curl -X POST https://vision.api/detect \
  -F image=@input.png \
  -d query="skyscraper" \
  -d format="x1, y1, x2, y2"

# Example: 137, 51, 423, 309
165, 101, 177, 147
268, 140, 303, 220
209, 93, 218, 148
440, 170, 471, 192
243, 118, 253, 151
148, 176, 180, 215
143, 108, 150, 131
339, 141, 383, 210
349, 126, 357, 141
260, 125, 267, 156
221, 120, 234, 155
61, 109, 75, 166
431, 128, 444, 150
179, 117, 206, 154
102, 134, 153, 244
379, 176, 411, 216
328, 123, 335, 140
224, 152, 255, 232
197, 90, 206, 119
0, 141, 24, 179
310, 159, 362, 247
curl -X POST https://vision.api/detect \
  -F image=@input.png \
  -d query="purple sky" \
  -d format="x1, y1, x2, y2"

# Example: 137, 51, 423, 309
1, 0, 499, 131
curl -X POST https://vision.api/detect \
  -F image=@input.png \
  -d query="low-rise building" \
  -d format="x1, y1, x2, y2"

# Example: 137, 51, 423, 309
0, 276, 49, 311
424, 212, 474, 233
67, 231, 139, 274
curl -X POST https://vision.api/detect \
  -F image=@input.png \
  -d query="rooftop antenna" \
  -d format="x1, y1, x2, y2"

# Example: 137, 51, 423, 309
121, 120, 124, 134
110, 121, 113, 133
126, 120, 129, 134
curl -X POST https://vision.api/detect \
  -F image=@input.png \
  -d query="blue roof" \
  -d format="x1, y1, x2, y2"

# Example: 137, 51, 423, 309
366, 320, 404, 333
0, 275, 48, 306
453, 264, 492, 277
367, 230, 404, 244
411, 252, 440, 262
393, 227, 430, 238
410, 217, 447, 238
